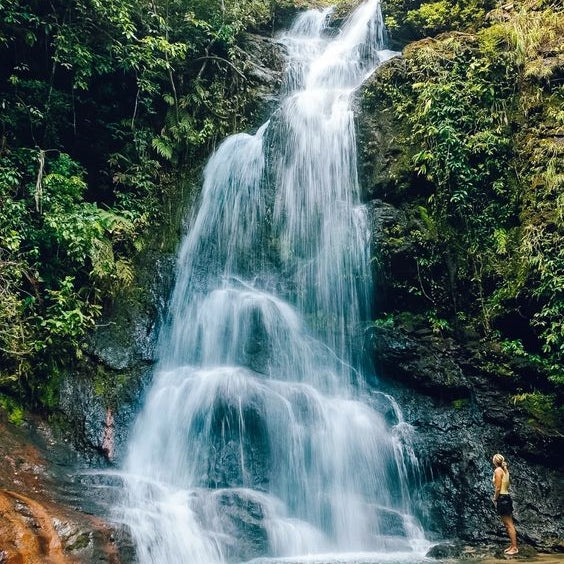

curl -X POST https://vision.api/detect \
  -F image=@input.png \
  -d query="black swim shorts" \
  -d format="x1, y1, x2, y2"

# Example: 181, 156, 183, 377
496, 494, 513, 516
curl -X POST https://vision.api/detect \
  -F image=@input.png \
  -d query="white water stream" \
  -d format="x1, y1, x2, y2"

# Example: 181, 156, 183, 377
118, 2, 429, 562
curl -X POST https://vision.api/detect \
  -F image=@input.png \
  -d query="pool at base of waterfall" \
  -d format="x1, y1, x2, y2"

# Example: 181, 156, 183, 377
245, 551, 432, 564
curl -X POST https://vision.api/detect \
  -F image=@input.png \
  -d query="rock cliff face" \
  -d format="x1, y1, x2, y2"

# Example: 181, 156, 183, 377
359, 47, 564, 554
3, 10, 561, 563
0, 411, 128, 563
365, 324, 563, 553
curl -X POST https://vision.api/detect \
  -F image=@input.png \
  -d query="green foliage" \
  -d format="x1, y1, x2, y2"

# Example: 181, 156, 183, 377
499, 7, 564, 380
1, 0, 277, 159
426, 311, 450, 334
452, 398, 470, 409
405, 1, 458, 37
368, 1, 564, 393
41, 277, 100, 353
409, 37, 519, 326
383, 0, 494, 45
0, 395, 25, 425
370, 313, 397, 329
499, 337, 558, 377
0, 150, 144, 404
511, 392, 562, 429
1, 0, 297, 409
93, 365, 131, 408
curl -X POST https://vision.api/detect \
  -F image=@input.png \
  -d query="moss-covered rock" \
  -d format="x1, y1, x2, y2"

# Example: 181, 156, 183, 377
359, 0, 563, 550
361, 2, 564, 385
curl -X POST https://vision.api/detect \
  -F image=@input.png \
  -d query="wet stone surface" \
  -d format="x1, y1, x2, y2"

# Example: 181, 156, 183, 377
0, 410, 125, 563
365, 323, 564, 553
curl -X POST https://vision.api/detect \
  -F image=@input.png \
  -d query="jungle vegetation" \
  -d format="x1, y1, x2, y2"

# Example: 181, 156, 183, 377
0, 0, 326, 408
368, 0, 563, 425
0, 0, 562, 429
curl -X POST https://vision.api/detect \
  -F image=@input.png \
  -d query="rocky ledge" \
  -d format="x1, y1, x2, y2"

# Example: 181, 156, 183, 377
365, 323, 564, 555
0, 410, 130, 564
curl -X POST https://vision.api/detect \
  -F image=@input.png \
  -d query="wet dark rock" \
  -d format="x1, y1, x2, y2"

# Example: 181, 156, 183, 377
206, 401, 271, 490
58, 365, 152, 465
193, 490, 269, 562
91, 253, 176, 371
220, 491, 269, 560
377, 507, 409, 537
358, 56, 417, 204
426, 541, 465, 558
368, 199, 403, 249
62, 251, 175, 462
239, 33, 285, 111
365, 327, 564, 552
367, 325, 471, 399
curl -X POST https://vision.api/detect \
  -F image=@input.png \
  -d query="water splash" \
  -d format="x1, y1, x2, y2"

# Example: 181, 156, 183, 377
117, 1, 428, 562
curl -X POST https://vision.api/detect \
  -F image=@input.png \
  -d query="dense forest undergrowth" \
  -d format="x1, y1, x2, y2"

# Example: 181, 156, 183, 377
363, 0, 563, 431
0, 0, 306, 412
0, 0, 562, 433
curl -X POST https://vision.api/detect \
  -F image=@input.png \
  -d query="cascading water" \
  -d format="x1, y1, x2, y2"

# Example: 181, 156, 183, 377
118, 1, 428, 562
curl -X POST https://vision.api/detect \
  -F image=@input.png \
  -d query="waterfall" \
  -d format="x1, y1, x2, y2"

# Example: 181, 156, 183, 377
117, 1, 428, 562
